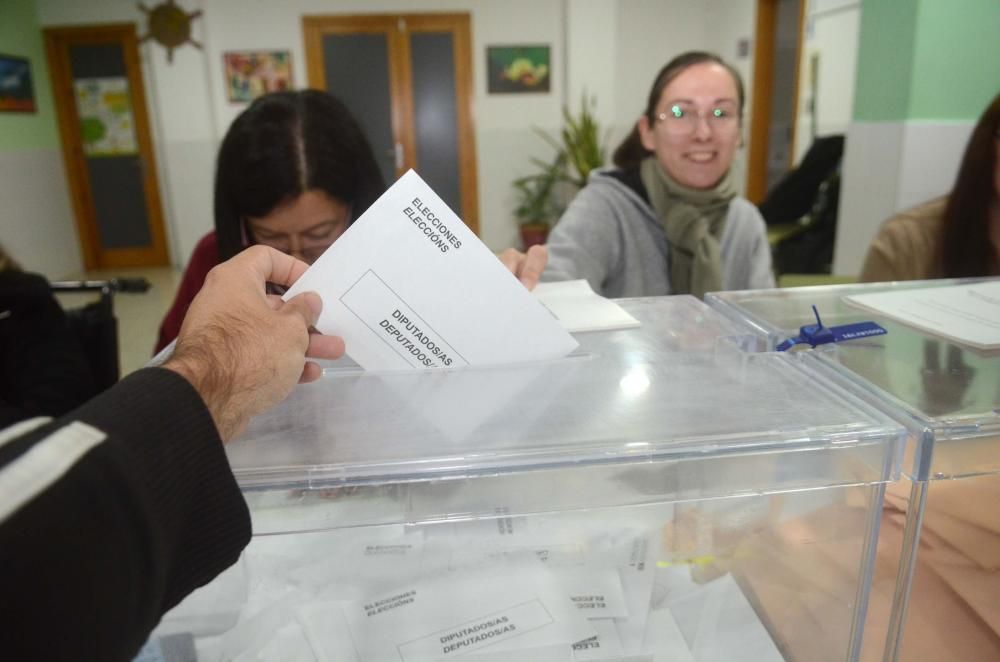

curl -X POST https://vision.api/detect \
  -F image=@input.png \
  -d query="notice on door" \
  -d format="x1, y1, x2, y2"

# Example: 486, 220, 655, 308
282, 169, 578, 370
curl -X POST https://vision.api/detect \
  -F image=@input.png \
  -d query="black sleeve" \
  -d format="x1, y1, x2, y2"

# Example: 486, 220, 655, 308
0, 368, 252, 661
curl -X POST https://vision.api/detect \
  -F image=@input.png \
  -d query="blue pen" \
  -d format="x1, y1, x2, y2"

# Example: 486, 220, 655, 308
777, 305, 887, 351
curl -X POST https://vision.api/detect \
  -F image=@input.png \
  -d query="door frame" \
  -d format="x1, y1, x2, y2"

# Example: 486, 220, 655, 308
303, 13, 479, 235
747, 0, 805, 204
44, 23, 169, 269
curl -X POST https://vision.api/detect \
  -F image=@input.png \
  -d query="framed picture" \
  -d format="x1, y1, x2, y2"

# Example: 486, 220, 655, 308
0, 54, 37, 113
486, 45, 551, 94
223, 50, 293, 103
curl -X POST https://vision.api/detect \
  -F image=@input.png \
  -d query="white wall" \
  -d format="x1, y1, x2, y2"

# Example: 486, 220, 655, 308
36, 0, 759, 268
833, 119, 972, 275
792, 0, 859, 165
701, 0, 757, 195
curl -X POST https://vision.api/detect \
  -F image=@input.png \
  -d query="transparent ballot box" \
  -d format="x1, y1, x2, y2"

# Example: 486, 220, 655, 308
152, 296, 903, 662
707, 279, 1000, 661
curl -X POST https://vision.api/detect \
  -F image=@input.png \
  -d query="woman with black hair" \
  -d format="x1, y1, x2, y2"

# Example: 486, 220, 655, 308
156, 89, 384, 352
861, 91, 1000, 282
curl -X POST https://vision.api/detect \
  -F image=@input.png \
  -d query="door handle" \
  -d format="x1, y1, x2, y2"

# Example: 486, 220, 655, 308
394, 142, 404, 170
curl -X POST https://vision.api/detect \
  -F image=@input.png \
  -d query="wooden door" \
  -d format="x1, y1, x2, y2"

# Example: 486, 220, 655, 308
747, 0, 805, 204
303, 13, 479, 235
45, 24, 169, 269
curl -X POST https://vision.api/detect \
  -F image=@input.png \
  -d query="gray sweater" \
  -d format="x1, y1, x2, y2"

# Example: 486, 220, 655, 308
541, 169, 775, 297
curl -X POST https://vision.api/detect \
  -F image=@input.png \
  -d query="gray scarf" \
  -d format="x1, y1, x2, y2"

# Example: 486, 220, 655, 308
639, 157, 737, 298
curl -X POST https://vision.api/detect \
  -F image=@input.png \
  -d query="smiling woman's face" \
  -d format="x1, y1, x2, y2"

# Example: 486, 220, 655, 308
638, 62, 741, 189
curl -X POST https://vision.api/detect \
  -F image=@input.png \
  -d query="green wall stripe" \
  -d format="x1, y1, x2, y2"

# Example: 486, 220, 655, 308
909, 0, 1000, 120
0, 0, 60, 150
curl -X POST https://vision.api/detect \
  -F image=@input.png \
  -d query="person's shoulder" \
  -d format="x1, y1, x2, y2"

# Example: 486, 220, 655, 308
726, 197, 768, 235
878, 196, 946, 239
187, 232, 221, 270
580, 169, 653, 209
0, 269, 52, 299
890, 196, 947, 226
727, 196, 764, 220
193, 231, 219, 255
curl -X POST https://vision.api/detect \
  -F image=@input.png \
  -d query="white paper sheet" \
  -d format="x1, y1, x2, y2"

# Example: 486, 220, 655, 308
283, 170, 578, 370
641, 609, 695, 662
558, 566, 630, 619
297, 602, 360, 662
573, 619, 625, 661
844, 281, 1000, 350
343, 561, 595, 661
533, 279, 641, 333
657, 567, 783, 662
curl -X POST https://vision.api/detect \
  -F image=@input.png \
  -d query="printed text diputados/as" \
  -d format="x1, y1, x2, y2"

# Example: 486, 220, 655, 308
379, 308, 455, 367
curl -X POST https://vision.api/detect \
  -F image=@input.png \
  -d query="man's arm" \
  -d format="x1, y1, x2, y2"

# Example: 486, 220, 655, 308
0, 246, 344, 660
0, 369, 247, 660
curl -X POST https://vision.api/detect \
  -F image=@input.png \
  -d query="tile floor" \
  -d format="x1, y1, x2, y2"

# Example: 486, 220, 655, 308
55, 266, 181, 378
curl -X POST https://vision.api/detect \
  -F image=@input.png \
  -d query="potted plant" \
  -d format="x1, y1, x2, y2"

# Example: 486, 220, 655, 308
510, 94, 608, 249
539, 93, 608, 189
512, 153, 565, 248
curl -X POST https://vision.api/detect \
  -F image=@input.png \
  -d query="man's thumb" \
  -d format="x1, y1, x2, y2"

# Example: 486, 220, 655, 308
283, 291, 323, 327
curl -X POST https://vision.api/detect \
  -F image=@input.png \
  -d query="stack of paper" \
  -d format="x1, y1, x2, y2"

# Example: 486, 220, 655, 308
844, 281, 1000, 351
157, 508, 787, 661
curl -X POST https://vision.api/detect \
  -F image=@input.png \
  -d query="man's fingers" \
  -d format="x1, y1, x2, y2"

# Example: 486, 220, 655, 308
281, 291, 323, 329
519, 244, 548, 290
236, 245, 311, 291
299, 361, 322, 384
497, 248, 521, 274
307, 333, 345, 360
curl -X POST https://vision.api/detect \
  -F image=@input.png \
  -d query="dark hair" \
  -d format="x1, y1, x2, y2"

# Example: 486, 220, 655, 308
939, 91, 1000, 278
613, 51, 745, 170
213, 89, 385, 260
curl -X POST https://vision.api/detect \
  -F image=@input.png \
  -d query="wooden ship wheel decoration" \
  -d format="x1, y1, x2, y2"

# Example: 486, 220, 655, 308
138, 0, 203, 63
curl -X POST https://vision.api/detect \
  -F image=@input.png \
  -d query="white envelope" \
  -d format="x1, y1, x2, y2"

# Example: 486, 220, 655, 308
573, 619, 625, 660
344, 561, 595, 661
283, 170, 578, 370
558, 566, 630, 619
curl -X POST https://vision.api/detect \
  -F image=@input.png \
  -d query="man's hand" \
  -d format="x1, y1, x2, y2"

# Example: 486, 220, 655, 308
164, 246, 345, 441
498, 244, 548, 290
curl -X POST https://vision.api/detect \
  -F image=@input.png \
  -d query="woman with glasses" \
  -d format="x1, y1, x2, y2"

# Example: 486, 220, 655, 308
861, 91, 1000, 282
507, 51, 774, 299
155, 90, 384, 353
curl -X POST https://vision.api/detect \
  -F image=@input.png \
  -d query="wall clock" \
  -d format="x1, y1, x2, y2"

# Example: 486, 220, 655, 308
138, 0, 203, 63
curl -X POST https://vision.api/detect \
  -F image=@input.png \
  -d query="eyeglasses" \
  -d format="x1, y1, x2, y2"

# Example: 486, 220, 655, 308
242, 218, 346, 263
655, 103, 740, 136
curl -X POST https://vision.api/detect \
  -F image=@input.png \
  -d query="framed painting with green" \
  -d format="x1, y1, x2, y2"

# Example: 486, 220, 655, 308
486, 45, 550, 94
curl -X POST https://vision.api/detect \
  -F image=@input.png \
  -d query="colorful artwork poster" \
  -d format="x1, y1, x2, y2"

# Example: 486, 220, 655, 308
224, 50, 293, 103
74, 77, 138, 157
0, 54, 37, 112
486, 45, 551, 94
